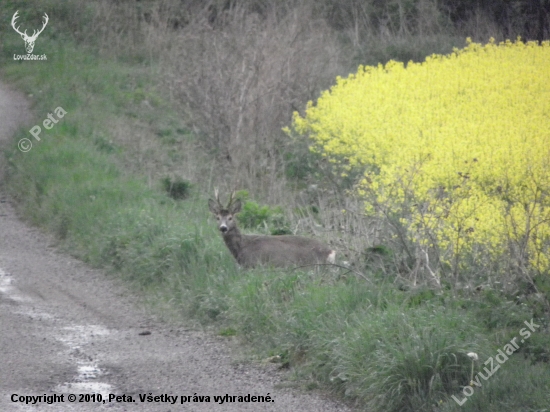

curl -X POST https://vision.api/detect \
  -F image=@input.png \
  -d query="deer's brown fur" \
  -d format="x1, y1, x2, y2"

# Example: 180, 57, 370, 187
208, 191, 335, 268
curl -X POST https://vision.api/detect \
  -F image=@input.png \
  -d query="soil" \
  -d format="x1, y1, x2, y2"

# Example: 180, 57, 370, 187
0, 80, 353, 412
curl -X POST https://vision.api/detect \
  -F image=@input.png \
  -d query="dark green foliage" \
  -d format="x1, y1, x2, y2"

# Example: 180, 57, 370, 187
238, 201, 272, 228
162, 176, 192, 200
236, 197, 291, 234
406, 287, 437, 308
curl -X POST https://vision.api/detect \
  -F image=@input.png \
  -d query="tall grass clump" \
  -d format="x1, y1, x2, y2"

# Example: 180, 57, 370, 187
290, 39, 550, 289
226, 272, 500, 411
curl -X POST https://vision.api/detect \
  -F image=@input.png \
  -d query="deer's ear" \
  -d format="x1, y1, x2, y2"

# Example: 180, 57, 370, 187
231, 199, 242, 214
208, 199, 219, 214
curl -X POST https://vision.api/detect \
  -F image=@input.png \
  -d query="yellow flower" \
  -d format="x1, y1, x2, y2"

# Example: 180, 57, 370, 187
288, 39, 550, 275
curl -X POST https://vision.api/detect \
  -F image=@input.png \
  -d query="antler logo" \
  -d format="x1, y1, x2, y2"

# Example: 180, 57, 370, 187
11, 10, 49, 54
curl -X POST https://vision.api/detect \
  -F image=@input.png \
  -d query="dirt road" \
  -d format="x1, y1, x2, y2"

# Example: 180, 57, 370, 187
0, 80, 352, 412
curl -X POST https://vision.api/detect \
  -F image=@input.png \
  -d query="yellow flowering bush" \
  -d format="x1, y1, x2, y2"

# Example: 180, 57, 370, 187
290, 39, 550, 278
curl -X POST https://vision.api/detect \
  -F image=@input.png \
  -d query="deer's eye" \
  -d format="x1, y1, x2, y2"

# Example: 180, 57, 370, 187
216, 216, 220, 220
228, 216, 232, 221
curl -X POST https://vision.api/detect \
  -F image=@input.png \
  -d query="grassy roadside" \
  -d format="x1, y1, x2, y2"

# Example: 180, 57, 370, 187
1, 6, 549, 412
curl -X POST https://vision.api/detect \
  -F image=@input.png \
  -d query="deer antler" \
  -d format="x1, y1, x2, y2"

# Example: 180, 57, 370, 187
11, 11, 26, 37
227, 191, 235, 208
213, 189, 238, 209
11, 11, 49, 41
214, 188, 223, 208
32, 13, 49, 40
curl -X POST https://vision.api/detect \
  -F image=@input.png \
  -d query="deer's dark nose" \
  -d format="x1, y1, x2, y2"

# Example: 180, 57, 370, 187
220, 225, 228, 233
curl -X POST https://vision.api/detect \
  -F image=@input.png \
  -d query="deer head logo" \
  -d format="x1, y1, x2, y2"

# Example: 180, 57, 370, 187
11, 11, 49, 54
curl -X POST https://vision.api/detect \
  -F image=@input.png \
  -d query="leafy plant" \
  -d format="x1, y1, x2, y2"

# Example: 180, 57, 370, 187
162, 176, 192, 200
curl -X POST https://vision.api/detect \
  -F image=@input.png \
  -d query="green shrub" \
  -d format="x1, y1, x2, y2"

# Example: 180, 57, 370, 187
162, 176, 192, 200
236, 197, 291, 235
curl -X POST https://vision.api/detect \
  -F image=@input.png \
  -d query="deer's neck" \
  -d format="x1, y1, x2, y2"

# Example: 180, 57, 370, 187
222, 227, 243, 262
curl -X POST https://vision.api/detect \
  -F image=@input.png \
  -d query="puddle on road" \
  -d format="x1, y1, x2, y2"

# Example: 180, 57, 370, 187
58, 324, 111, 347
0, 267, 31, 303
55, 324, 114, 397
0, 267, 115, 398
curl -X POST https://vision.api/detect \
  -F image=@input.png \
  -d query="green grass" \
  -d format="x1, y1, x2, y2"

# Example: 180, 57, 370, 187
1, 5, 549, 412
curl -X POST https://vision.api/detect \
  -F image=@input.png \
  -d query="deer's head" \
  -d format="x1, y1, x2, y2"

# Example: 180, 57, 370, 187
11, 11, 49, 54
208, 190, 242, 234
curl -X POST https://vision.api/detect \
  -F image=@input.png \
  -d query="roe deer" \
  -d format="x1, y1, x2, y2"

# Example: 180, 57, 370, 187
208, 190, 335, 268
